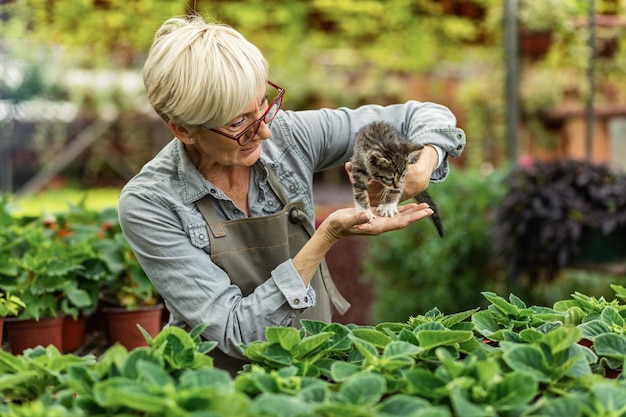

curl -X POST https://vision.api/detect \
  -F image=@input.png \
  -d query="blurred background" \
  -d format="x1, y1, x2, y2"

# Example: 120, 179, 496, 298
1, 0, 625, 324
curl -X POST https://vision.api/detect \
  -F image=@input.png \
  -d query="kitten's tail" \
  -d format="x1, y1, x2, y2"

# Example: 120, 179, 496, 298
414, 192, 444, 238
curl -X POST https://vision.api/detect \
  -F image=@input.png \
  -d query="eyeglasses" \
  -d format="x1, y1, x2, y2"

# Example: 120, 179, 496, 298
200, 81, 285, 146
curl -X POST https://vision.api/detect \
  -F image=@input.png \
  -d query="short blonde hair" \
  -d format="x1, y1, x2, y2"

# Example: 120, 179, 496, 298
143, 15, 268, 130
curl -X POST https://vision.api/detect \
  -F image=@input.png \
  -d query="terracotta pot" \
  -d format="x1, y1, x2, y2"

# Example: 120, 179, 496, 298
62, 314, 89, 353
4, 316, 64, 355
103, 304, 163, 350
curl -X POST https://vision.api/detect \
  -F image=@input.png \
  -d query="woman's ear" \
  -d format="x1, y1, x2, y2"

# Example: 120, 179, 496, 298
168, 120, 195, 145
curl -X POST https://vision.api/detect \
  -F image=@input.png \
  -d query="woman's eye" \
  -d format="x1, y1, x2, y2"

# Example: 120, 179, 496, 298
229, 117, 245, 130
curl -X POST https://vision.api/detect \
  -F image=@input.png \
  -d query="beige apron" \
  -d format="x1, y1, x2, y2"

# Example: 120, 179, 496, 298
195, 168, 350, 374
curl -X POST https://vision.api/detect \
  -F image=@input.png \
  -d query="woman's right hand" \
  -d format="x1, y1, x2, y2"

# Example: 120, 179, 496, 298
320, 203, 434, 242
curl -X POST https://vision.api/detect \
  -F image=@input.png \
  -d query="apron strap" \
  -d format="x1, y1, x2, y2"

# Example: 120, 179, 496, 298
266, 167, 351, 315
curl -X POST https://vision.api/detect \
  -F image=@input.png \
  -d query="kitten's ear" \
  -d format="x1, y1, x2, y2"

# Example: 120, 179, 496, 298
407, 142, 424, 164
368, 150, 390, 168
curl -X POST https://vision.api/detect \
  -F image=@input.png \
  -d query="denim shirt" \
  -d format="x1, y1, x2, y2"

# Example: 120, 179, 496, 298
118, 100, 466, 357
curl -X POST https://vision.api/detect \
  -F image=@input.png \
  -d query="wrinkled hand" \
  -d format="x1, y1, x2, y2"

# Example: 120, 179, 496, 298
321, 203, 433, 242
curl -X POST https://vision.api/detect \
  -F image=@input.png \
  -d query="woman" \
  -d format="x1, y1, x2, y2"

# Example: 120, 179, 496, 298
118, 15, 466, 374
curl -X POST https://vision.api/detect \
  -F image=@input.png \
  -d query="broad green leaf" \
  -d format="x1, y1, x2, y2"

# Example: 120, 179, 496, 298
374, 393, 432, 415
251, 393, 312, 417
405, 368, 448, 400
137, 359, 175, 388
375, 322, 412, 333
260, 343, 293, 366
178, 368, 233, 391
93, 377, 168, 412
593, 333, 626, 361
320, 323, 353, 352
416, 330, 472, 351
501, 344, 550, 383
440, 308, 479, 328
519, 328, 544, 344
352, 338, 379, 362
509, 294, 527, 309
351, 328, 391, 349
482, 292, 520, 316
591, 382, 626, 412
449, 387, 492, 417
293, 332, 335, 359
337, 373, 386, 407
330, 361, 362, 382
601, 307, 625, 328
300, 320, 327, 335
528, 396, 582, 417
266, 327, 301, 351
541, 326, 581, 354
383, 341, 422, 359
578, 320, 611, 339
471, 310, 499, 336
414, 322, 446, 332
490, 372, 537, 409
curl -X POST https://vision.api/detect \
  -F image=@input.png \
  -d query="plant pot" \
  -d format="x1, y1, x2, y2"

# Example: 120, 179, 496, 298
103, 304, 163, 350
4, 316, 64, 355
520, 31, 553, 58
62, 314, 89, 353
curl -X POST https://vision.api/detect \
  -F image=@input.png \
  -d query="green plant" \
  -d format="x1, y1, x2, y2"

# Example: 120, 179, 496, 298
5, 290, 626, 416
495, 159, 626, 283
0, 292, 25, 318
518, 0, 577, 33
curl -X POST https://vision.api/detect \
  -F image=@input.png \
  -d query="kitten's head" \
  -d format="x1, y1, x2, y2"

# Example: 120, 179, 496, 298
366, 141, 423, 189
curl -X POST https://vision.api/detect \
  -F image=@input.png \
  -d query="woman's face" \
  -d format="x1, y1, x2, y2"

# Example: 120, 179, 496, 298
194, 87, 271, 168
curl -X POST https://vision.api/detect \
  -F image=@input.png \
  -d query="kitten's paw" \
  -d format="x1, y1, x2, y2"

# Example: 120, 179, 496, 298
377, 203, 399, 217
354, 205, 376, 222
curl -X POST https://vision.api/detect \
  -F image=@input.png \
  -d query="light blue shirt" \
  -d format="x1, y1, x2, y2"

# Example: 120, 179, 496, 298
118, 100, 466, 357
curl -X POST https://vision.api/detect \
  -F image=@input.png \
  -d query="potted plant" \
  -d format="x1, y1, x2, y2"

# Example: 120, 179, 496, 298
95, 210, 163, 350
494, 158, 626, 284
518, 0, 575, 57
0, 292, 25, 347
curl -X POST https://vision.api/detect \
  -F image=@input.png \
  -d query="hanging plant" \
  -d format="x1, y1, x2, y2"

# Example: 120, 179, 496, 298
495, 158, 626, 283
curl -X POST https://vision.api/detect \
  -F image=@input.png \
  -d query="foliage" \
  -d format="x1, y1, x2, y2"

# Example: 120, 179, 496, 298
494, 159, 626, 283
363, 169, 506, 323
0, 194, 159, 318
3, 290, 626, 415
0, 293, 25, 318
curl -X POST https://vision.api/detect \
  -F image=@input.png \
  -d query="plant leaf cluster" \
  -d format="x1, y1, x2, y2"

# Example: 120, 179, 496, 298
3, 289, 626, 416
0, 194, 159, 319
495, 159, 626, 283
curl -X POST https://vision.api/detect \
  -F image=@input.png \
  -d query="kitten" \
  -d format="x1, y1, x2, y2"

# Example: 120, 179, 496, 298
350, 121, 444, 237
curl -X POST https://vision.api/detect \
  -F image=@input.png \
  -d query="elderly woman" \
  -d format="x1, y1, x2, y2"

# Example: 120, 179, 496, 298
118, 14, 465, 374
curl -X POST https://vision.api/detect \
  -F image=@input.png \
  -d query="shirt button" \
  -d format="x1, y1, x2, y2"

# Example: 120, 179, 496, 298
198, 234, 205, 240
289, 185, 296, 191
233, 209, 241, 214
457, 144, 463, 150
257, 198, 263, 203
304, 296, 309, 303
268, 201, 275, 206
457, 133, 463, 139
210, 189, 217, 194
293, 298, 300, 305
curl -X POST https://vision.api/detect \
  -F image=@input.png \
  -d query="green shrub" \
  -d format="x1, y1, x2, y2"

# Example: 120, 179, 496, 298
364, 168, 507, 322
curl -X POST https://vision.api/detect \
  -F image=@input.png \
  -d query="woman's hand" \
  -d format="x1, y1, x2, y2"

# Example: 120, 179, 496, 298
320, 203, 433, 243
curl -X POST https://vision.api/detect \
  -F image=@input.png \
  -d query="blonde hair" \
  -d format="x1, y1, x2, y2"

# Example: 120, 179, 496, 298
142, 15, 268, 130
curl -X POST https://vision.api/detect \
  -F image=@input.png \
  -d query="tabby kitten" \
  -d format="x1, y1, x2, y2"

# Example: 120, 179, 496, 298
350, 121, 444, 237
